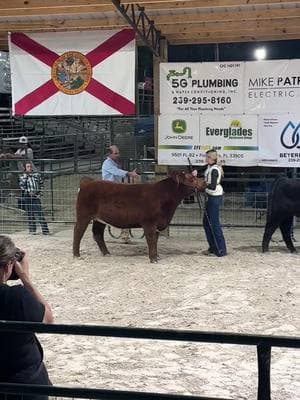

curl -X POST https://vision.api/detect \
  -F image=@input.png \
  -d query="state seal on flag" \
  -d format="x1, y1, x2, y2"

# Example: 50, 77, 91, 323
51, 51, 92, 95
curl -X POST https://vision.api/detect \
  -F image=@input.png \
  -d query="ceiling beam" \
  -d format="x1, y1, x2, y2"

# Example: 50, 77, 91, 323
166, 26, 300, 40
149, 7, 300, 24
158, 17, 300, 33
143, 0, 300, 11
0, 19, 127, 32
0, 0, 296, 16
169, 33, 300, 44
0, 7, 299, 33
0, 5, 115, 16
0, 0, 227, 10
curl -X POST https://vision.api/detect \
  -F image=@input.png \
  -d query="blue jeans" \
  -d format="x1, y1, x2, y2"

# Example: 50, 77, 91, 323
203, 195, 227, 257
24, 196, 49, 234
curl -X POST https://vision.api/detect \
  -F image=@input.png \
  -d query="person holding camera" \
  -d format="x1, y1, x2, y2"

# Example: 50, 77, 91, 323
19, 161, 50, 235
0, 235, 54, 399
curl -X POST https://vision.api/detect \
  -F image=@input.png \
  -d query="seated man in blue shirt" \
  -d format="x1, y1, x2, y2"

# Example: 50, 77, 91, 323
101, 145, 139, 243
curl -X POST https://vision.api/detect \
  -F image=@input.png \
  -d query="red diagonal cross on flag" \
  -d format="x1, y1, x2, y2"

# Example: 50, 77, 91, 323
10, 30, 136, 116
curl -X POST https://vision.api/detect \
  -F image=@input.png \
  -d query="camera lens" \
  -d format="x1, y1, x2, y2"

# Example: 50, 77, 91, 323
15, 248, 24, 263
8, 248, 25, 280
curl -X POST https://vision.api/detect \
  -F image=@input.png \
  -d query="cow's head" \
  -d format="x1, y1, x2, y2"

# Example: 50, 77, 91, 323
170, 171, 206, 192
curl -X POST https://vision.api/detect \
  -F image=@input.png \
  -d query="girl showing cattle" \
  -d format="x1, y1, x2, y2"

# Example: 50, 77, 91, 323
194, 149, 227, 257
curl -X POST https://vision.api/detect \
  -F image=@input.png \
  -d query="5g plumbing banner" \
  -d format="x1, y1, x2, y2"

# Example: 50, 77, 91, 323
258, 114, 300, 167
245, 60, 300, 115
159, 59, 300, 166
160, 62, 244, 115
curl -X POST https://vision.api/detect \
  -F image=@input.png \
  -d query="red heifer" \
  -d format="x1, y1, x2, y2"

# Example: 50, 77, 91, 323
73, 171, 206, 262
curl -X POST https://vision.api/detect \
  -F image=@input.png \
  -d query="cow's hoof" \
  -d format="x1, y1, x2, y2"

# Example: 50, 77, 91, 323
103, 252, 111, 257
150, 258, 158, 263
73, 253, 80, 258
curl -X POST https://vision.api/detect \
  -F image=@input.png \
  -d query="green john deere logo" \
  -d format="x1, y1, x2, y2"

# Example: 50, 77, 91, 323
172, 119, 187, 133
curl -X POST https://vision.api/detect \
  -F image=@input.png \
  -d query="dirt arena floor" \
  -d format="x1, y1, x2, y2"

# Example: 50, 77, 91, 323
8, 226, 300, 400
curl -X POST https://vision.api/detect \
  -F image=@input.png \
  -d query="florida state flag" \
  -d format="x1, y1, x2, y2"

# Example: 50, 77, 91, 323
9, 30, 136, 116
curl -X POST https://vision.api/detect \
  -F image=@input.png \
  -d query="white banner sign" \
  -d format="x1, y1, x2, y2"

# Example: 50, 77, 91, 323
258, 114, 300, 167
160, 62, 244, 115
200, 115, 258, 166
158, 114, 258, 166
9, 30, 135, 116
245, 60, 300, 115
158, 115, 205, 166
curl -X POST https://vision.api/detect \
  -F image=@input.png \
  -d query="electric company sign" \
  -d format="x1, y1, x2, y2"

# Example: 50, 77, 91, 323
245, 60, 300, 115
258, 115, 300, 167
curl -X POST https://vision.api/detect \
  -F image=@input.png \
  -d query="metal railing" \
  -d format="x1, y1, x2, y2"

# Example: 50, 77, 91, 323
1, 115, 154, 162
0, 384, 230, 400
1, 158, 299, 234
0, 172, 273, 235
0, 321, 299, 400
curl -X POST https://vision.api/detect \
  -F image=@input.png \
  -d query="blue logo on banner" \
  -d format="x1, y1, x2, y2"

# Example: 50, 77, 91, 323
280, 121, 300, 149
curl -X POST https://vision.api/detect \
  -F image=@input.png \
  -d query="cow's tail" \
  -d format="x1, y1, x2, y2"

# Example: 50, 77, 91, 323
266, 176, 286, 220
79, 176, 95, 190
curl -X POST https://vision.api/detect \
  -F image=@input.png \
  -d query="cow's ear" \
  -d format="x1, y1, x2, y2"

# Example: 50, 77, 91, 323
184, 172, 194, 181
170, 170, 181, 186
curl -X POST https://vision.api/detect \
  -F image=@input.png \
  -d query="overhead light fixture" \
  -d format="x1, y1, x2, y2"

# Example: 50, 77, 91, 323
254, 48, 266, 60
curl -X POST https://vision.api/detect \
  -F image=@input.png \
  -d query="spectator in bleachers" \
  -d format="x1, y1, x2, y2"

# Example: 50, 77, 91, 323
0, 234, 53, 400
15, 136, 34, 172
19, 162, 50, 236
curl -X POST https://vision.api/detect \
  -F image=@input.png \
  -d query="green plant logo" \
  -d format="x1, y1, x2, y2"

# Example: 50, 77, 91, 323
167, 67, 192, 81
172, 119, 187, 133
230, 120, 242, 128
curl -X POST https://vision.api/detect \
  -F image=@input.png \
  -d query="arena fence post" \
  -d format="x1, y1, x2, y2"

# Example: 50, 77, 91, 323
50, 162, 54, 221
257, 343, 271, 400
74, 132, 78, 173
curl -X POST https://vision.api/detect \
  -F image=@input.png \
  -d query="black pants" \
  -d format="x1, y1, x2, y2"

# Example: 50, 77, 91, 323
24, 196, 49, 234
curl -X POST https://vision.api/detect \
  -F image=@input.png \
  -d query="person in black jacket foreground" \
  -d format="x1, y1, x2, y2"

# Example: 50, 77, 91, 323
0, 235, 54, 400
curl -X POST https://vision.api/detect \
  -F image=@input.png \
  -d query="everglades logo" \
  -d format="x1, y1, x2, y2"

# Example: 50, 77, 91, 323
280, 121, 300, 149
172, 119, 187, 133
206, 120, 253, 139
167, 67, 192, 81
